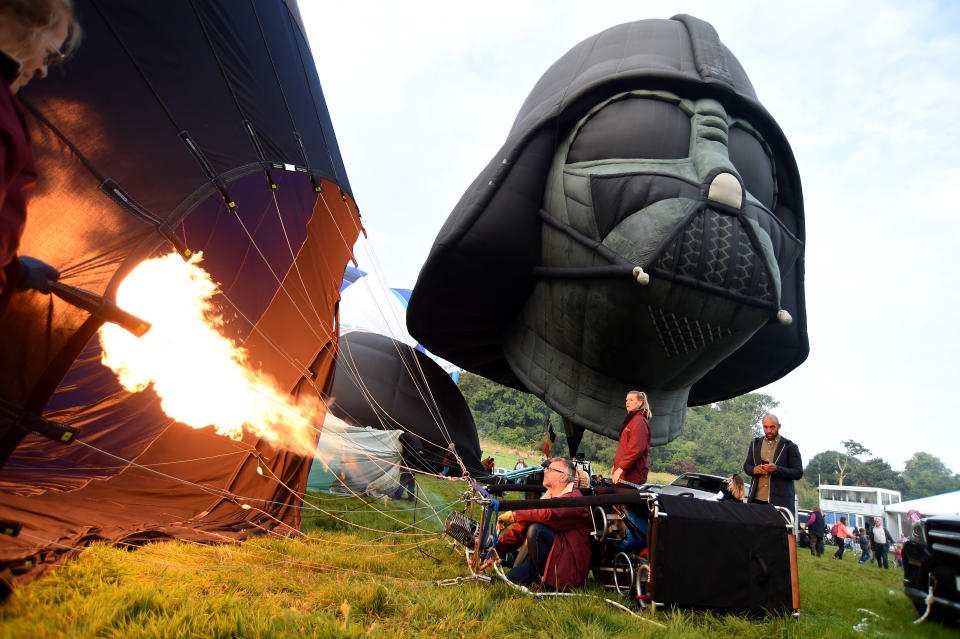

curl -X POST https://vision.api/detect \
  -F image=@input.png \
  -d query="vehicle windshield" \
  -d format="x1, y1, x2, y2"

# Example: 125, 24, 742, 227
672, 475, 725, 492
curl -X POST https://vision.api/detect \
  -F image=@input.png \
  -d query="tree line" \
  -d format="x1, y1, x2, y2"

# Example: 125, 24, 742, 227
459, 372, 960, 505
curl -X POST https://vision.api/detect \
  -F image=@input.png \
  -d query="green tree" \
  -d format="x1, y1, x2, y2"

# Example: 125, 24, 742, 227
852, 457, 907, 493
804, 449, 862, 486
460, 373, 779, 479
458, 372, 551, 449
804, 450, 841, 486
902, 452, 960, 500
649, 393, 778, 477
833, 440, 869, 486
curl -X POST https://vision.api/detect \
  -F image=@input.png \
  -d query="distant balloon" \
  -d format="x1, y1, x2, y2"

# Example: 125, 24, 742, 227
339, 268, 460, 382
328, 331, 481, 474
407, 15, 806, 447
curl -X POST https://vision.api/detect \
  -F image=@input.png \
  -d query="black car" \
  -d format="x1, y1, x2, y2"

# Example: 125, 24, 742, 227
903, 515, 960, 622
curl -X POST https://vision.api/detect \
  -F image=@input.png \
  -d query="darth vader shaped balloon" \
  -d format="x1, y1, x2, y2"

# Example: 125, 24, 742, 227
407, 15, 806, 446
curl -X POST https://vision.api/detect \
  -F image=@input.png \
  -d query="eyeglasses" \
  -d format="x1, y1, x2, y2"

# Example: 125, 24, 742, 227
546, 467, 567, 475
44, 48, 65, 67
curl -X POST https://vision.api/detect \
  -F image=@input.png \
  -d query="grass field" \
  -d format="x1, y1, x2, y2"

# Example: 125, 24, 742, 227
1, 475, 955, 639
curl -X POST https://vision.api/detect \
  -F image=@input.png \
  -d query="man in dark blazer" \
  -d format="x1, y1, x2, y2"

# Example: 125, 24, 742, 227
743, 413, 803, 515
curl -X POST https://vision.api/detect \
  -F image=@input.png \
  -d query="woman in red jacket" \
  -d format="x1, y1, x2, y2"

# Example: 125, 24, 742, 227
0, 0, 80, 314
612, 390, 652, 485
831, 516, 856, 560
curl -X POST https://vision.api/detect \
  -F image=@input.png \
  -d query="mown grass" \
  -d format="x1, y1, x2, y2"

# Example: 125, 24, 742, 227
1, 476, 955, 639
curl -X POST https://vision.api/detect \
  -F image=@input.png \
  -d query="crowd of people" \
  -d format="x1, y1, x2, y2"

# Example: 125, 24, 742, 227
811, 515, 904, 569
422, 382, 904, 594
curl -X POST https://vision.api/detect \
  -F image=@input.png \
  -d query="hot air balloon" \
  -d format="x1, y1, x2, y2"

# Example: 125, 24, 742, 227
328, 330, 481, 475
339, 268, 460, 381
0, 0, 360, 589
303, 270, 482, 494
407, 15, 807, 453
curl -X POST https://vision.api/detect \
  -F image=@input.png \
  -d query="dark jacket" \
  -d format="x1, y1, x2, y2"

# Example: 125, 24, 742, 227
743, 435, 803, 513
614, 409, 650, 485
496, 488, 592, 591
807, 511, 826, 537
719, 482, 746, 503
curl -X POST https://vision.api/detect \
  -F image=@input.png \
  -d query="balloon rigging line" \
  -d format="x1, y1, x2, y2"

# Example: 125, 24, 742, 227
15, 530, 441, 578
349, 232, 461, 452
2, 450, 249, 472
248, 0, 322, 192
127, 533, 437, 570
267, 189, 328, 327
335, 337, 462, 475
349, 272, 457, 447
210, 284, 344, 415
67, 436, 446, 537
187, 0, 282, 182
328, 263, 462, 462
333, 334, 452, 461
257, 440, 444, 531
24, 0, 468, 553
312, 166, 366, 261
222, 201, 332, 339
283, 6, 354, 199
326, 324, 463, 478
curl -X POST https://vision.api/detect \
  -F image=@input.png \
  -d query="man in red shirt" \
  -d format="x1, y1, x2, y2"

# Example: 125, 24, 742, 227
489, 457, 592, 590
612, 390, 652, 485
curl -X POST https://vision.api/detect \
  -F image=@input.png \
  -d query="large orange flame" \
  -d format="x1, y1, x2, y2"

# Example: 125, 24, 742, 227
99, 253, 322, 457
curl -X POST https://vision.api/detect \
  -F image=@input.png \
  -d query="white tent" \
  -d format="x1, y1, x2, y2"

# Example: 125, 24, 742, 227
885, 490, 960, 517
307, 413, 403, 497
885, 490, 960, 538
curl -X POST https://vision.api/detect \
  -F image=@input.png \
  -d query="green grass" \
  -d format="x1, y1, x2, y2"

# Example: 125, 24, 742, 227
1, 476, 955, 638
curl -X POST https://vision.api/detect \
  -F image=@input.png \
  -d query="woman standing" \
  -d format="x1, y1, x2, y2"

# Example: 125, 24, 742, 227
806, 506, 826, 557
611, 390, 652, 485
831, 516, 855, 560
0, 0, 81, 314
720, 474, 746, 502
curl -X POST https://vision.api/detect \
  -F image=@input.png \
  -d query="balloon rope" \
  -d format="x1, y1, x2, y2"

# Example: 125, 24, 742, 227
14, 530, 441, 580
351, 231, 460, 451
68, 437, 442, 535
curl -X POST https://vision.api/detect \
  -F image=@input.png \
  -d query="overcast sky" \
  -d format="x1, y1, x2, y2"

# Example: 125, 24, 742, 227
299, 1, 960, 474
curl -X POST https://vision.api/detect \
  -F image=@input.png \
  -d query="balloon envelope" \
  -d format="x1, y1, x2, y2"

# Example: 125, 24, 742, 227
407, 15, 806, 446
0, 0, 360, 588
329, 331, 481, 474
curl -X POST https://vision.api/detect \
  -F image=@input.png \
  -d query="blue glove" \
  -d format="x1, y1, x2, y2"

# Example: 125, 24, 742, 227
17, 256, 60, 294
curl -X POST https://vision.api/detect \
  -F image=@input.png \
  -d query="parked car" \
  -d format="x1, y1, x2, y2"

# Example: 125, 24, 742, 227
659, 472, 729, 500
903, 515, 960, 622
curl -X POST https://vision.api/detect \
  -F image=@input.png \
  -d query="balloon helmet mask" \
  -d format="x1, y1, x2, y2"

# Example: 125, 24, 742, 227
502, 90, 802, 443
